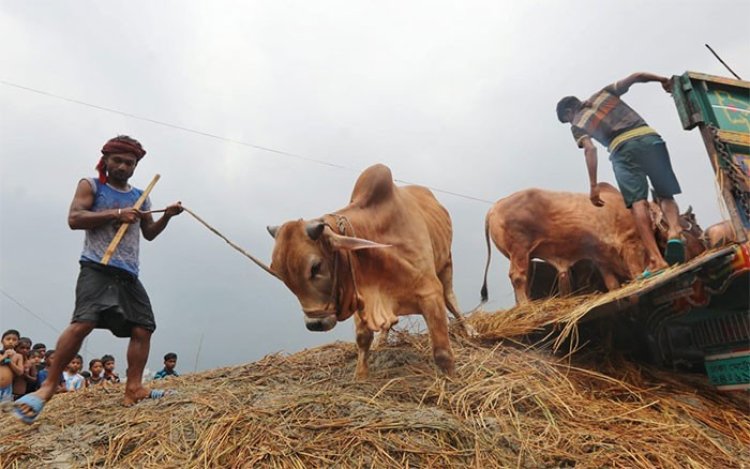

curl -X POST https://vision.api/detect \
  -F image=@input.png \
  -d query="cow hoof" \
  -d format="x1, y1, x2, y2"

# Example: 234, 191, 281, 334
434, 350, 455, 377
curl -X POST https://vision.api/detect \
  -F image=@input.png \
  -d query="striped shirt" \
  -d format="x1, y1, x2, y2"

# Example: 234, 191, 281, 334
570, 83, 657, 152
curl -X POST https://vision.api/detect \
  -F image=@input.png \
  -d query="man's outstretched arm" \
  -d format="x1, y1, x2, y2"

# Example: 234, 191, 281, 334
611, 72, 672, 95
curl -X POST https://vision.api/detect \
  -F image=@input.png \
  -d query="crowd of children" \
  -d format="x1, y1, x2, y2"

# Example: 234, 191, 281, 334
1, 329, 179, 403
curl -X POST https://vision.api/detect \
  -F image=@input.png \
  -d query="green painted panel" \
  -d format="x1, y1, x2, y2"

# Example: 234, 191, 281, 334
705, 353, 750, 388
704, 82, 750, 134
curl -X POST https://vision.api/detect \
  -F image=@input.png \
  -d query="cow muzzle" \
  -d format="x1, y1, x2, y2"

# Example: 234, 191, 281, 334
304, 314, 337, 332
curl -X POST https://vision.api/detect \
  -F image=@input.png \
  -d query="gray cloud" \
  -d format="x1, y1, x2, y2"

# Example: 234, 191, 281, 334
1, 1, 748, 374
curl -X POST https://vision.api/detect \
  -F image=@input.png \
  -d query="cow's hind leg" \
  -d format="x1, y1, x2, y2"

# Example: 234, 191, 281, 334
354, 312, 374, 380
508, 254, 531, 304
420, 293, 455, 376
600, 267, 622, 292
438, 262, 474, 336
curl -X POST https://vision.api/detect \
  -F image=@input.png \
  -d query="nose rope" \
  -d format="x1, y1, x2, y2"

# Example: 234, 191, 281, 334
181, 206, 280, 279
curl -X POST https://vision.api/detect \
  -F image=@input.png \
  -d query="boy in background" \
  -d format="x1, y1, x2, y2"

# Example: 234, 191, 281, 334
153, 352, 179, 379
1, 330, 24, 402
101, 354, 121, 384
88, 358, 105, 386
26, 350, 43, 393
13, 337, 36, 399
36, 350, 65, 393
32, 343, 47, 372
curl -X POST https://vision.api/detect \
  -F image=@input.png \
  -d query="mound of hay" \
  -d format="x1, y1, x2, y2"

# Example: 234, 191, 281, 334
1, 320, 747, 468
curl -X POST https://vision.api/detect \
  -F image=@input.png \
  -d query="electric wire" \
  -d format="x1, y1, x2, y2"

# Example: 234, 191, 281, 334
1, 80, 494, 204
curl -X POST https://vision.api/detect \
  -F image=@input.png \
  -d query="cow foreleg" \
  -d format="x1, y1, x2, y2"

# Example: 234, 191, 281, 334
509, 255, 531, 304
557, 268, 572, 297
600, 268, 621, 292
420, 295, 455, 376
354, 312, 374, 380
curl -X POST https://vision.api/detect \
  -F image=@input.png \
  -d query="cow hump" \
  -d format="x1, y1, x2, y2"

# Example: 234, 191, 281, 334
350, 164, 396, 207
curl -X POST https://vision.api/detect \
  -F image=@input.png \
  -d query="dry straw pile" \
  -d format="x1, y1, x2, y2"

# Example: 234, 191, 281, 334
1, 302, 748, 468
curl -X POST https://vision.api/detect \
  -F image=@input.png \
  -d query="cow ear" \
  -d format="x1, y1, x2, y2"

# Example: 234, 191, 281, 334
305, 221, 326, 240
326, 230, 390, 251
267, 225, 280, 239
685, 205, 693, 216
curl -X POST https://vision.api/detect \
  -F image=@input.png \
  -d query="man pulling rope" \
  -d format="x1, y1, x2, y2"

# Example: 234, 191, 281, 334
14, 135, 183, 424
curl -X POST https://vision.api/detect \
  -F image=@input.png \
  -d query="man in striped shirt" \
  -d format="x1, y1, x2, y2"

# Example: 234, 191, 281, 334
556, 72, 686, 276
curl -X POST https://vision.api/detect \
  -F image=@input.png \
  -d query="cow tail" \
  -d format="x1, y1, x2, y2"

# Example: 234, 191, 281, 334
480, 212, 492, 303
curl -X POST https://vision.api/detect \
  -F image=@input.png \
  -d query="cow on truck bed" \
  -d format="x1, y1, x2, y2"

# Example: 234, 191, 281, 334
480, 183, 703, 304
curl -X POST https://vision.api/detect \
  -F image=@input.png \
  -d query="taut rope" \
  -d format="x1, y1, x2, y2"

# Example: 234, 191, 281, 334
181, 206, 280, 279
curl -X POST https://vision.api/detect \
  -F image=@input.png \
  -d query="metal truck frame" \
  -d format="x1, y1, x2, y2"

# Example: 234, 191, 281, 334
572, 72, 750, 391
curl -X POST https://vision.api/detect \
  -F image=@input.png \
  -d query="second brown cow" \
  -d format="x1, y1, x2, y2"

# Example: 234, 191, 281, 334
482, 183, 648, 305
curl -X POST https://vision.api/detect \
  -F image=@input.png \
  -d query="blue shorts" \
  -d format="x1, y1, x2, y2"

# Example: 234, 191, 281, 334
0, 383, 12, 402
610, 134, 682, 208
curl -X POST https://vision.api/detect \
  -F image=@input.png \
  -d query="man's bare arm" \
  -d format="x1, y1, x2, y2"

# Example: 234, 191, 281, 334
581, 137, 604, 207
612, 72, 672, 95
67, 180, 141, 230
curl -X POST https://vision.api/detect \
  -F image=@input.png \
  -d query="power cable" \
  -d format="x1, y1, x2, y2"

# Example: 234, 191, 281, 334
0, 287, 94, 357
0, 79, 493, 204
0, 287, 60, 336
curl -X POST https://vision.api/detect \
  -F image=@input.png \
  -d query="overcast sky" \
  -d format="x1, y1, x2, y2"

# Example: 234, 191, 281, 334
1, 1, 748, 375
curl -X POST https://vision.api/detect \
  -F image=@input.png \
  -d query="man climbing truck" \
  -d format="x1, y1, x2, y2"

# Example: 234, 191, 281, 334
568, 72, 749, 391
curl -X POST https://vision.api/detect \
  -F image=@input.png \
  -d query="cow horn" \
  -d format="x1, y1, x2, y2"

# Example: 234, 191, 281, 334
305, 221, 326, 241
328, 231, 391, 251
267, 225, 280, 239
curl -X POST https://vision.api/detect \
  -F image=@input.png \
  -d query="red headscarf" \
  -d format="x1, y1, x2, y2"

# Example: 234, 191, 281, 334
96, 137, 147, 183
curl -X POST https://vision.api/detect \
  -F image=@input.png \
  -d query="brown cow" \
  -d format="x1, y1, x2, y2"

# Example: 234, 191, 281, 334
649, 196, 705, 260
701, 220, 738, 249
480, 183, 649, 305
268, 164, 465, 378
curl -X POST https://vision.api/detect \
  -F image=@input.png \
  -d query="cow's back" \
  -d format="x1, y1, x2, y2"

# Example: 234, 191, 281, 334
400, 185, 453, 272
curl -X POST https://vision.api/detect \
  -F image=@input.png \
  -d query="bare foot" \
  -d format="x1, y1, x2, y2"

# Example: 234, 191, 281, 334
122, 387, 152, 407
648, 261, 669, 272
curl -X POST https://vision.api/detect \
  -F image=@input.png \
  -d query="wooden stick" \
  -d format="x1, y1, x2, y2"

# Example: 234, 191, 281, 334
101, 174, 161, 265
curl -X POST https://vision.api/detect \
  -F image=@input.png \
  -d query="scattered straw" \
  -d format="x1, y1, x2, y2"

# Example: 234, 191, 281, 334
1, 326, 747, 468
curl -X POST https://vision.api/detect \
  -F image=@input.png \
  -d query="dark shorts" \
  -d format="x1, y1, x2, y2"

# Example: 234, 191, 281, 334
72, 261, 156, 338
610, 134, 682, 208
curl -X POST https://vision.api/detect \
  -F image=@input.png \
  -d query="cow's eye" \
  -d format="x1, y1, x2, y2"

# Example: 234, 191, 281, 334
310, 260, 322, 279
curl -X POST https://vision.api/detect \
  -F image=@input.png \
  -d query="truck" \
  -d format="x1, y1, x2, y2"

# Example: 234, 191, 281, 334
572, 72, 749, 391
